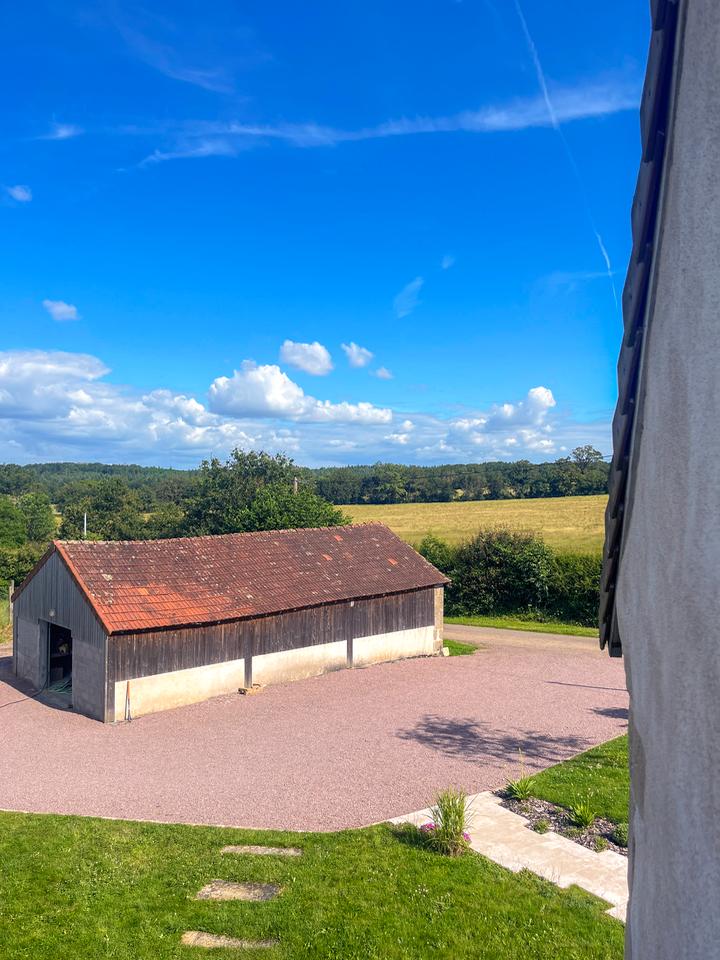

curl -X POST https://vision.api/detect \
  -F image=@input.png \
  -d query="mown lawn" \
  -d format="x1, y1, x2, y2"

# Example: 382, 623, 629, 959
446, 615, 599, 638
343, 495, 607, 554
443, 638, 478, 656
531, 736, 629, 826
0, 811, 623, 959
0, 597, 10, 645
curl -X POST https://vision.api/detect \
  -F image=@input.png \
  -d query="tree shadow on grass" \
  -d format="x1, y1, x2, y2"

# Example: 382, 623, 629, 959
397, 714, 591, 765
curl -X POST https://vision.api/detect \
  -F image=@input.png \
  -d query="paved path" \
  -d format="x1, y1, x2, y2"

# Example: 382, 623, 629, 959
390, 791, 628, 922
444, 623, 600, 653
0, 627, 627, 831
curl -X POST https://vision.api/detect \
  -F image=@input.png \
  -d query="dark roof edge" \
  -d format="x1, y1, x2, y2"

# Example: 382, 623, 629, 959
600, 0, 684, 656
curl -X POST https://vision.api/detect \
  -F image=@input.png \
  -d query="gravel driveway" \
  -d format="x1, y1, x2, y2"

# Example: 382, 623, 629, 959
0, 628, 627, 831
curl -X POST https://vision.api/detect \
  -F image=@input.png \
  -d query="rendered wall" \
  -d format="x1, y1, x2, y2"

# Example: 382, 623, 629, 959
616, 2, 720, 956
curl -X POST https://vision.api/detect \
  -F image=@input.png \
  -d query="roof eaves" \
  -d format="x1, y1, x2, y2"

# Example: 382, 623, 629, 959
600, 0, 683, 656
105, 579, 450, 637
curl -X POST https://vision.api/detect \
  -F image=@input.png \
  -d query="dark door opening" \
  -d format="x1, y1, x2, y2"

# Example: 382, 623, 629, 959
48, 623, 73, 694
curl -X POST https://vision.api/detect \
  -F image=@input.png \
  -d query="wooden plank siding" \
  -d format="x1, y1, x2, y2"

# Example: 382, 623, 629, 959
108, 587, 435, 685
13, 551, 108, 720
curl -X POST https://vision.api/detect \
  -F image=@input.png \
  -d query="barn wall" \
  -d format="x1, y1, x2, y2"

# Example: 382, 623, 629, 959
13, 551, 107, 721
108, 587, 440, 720
615, 2, 720, 955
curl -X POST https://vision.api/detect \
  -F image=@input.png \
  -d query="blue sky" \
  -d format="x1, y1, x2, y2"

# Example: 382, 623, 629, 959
1, 0, 649, 467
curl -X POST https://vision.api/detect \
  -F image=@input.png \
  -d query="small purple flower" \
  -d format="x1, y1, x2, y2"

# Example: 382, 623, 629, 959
420, 822, 436, 832
462, 832, 471, 842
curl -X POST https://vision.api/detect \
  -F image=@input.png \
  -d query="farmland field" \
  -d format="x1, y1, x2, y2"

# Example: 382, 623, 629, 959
343, 494, 607, 554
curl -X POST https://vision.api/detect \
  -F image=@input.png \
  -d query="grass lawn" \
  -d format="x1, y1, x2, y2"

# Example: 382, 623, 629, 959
343, 495, 607, 554
531, 736, 629, 825
443, 638, 478, 656
445, 615, 599, 638
0, 597, 10, 645
0, 811, 623, 959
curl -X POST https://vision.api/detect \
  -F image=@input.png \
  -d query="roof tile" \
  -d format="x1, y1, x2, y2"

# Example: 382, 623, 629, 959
50, 524, 447, 635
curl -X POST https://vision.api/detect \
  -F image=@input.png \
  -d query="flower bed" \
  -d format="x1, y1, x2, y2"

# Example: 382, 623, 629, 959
497, 792, 628, 856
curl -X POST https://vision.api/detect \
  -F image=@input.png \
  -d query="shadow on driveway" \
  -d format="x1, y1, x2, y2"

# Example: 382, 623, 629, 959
397, 714, 592, 765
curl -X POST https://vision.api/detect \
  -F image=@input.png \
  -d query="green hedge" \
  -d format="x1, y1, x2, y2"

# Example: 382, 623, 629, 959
0, 543, 46, 592
419, 529, 600, 628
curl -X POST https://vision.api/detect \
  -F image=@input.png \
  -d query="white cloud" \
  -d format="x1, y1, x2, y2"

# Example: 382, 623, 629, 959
6, 185, 32, 202
42, 299, 80, 322
441, 254, 455, 270
341, 342, 374, 368
279, 340, 333, 376
138, 76, 640, 165
0, 350, 608, 466
374, 367, 393, 380
40, 122, 83, 141
394, 277, 423, 319
208, 360, 391, 424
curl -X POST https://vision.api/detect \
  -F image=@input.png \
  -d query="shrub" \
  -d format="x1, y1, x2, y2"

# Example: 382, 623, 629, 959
568, 801, 596, 829
422, 789, 472, 856
533, 819, 550, 834
505, 775, 536, 802
612, 822, 629, 848
0, 542, 46, 592
594, 836, 609, 852
418, 535, 456, 576
546, 552, 601, 627
448, 529, 553, 616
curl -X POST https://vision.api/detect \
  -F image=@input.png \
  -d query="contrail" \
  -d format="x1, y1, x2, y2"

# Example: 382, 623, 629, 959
513, 0, 618, 309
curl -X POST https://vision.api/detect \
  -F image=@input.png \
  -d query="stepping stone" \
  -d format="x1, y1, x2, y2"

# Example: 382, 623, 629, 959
181, 931, 277, 950
195, 880, 280, 902
221, 845, 302, 858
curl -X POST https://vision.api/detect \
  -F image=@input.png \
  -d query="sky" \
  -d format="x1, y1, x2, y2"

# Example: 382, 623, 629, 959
1, 0, 650, 468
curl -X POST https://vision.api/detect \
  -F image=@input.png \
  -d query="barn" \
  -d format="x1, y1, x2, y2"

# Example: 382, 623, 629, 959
12, 523, 448, 722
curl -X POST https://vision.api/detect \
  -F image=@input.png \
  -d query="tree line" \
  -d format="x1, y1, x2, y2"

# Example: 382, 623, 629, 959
0, 446, 608, 509
0, 446, 607, 593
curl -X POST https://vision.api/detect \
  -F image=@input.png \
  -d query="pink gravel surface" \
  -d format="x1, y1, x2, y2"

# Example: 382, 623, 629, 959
0, 630, 627, 831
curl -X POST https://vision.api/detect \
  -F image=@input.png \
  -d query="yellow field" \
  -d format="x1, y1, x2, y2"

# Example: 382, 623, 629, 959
343, 494, 607, 554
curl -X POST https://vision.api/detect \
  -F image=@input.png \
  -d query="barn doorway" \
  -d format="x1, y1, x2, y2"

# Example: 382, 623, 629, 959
47, 623, 73, 696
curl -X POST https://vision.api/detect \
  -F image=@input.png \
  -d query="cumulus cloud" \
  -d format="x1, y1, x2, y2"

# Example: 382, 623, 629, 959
341, 342, 374, 368
374, 367, 393, 380
6, 185, 32, 202
279, 339, 333, 376
0, 350, 607, 465
42, 299, 80, 322
208, 360, 391, 424
393, 277, 423, 319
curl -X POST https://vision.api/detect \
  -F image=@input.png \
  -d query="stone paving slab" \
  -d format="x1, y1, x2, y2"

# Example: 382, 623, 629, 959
195, 880, 280, 902
181, 931, 277, 949
389, 791, 629, 922
221, 844, 302, 857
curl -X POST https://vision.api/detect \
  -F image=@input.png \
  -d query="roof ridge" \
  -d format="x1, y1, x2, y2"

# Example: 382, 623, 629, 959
56, 521, 390, 548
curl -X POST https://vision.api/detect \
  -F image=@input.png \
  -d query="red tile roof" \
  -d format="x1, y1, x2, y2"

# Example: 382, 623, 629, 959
37, 524, 447, 635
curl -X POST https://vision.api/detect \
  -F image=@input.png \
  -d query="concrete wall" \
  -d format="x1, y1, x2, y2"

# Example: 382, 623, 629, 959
252, 639, 347, 687
617, 2, 720, 956
112, 656, 245, 721
13, 551, 108, 721
352, 626, 436, 667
